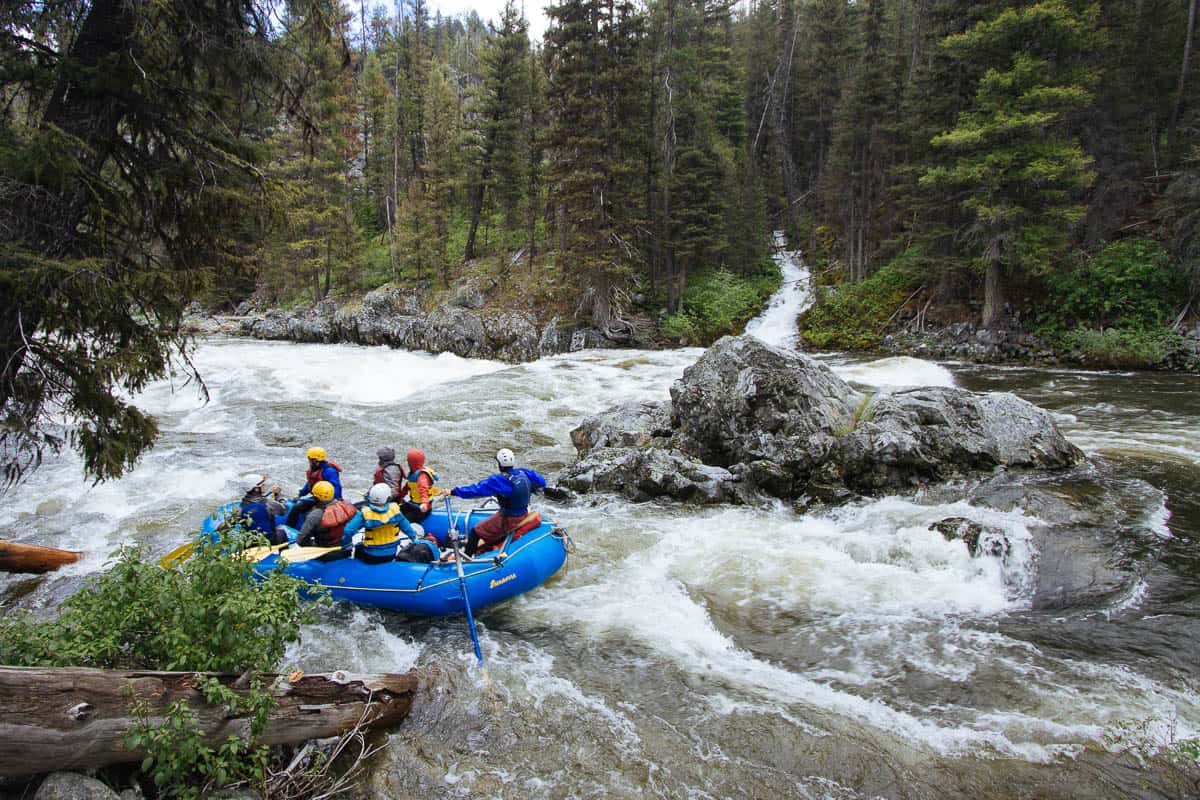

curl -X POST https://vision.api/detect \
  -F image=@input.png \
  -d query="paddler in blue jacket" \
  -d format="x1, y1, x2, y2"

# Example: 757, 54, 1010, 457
298, 446, 343, 500
450, 448, 546, 557
343, 483, 439, 563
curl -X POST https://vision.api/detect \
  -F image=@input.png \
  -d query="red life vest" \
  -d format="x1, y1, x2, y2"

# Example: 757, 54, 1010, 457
316, 499, 357, 546
306, 460, 342, 488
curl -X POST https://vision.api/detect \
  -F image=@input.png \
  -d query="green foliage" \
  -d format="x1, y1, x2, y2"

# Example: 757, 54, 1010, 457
800, 251, 925, 350
665, 262, 781, 343
1059, 327, 1192, 370
0, 529, 324, 797
0, 529, 320, 671
125, 678, 273, 800
1041, 237, 1181, 332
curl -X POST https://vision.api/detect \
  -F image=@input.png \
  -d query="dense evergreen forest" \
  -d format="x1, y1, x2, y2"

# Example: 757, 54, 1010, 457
2, 0, 1199, 481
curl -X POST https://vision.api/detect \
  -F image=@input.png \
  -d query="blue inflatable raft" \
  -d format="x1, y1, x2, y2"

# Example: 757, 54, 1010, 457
201, 502, 570, 615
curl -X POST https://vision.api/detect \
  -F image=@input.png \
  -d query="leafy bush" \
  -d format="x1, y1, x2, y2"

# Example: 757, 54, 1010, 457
0, 530, 324, 798
667, 262, 782, 343
1041, 237, 1181, 332
0, 530, 317, 671
1060, 327, 1192, 370
799, 251, 924, 350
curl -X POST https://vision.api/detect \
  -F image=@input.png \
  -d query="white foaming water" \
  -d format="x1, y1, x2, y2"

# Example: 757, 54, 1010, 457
136, 339, 509, 415
831, 356, 958, 390
744, 233, 812, 349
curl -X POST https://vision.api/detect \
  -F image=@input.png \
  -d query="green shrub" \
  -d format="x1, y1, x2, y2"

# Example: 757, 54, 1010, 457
667, 261, 782, 343
0, 530, 325, 798
799, 251, 924, 350
1041, 237, 1180, 332
1061, 327, 1191, 370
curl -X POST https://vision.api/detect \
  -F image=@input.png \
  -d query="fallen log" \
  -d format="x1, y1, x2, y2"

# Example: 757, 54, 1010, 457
0, 541, 82, 574
0, 666, 422, 778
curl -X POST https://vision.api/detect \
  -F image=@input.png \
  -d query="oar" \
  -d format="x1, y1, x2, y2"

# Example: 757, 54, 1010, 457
278, 545, 344, 563
236, 542, 291, 562
159, 541, 197, 569
446, 496, 484, 664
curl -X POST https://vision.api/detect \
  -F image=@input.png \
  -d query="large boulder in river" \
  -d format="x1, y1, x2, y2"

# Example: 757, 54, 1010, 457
562, 334, 1082, 504
834, 388, 1083, 492
668, 336, 862, 490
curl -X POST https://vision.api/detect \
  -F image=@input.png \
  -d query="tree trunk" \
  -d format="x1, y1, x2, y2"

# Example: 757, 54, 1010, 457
981, 259, 1005, 329
0, 541, 82, 574
0, 666, 421, 778
1169, 0, 1198, 154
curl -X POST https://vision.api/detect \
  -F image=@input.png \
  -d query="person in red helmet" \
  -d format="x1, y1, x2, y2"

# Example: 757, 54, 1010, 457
400, 448, 440, 523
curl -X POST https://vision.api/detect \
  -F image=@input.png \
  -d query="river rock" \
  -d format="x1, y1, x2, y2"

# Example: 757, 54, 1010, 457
482, 312, 540, 362
929, 517, 1010, 559
556, 446, 738, 504
670, 336, 861, 473
835, 389, 1083, 492
34, 772, 119, 800
419, 306, 488, 357
562, 334, 1082, 505
571, 401, 674, 455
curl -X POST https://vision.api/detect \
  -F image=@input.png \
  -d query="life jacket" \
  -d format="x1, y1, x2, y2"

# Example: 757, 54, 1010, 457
317, 499, 357, 546
374, 462, 400, 487
406, 466, 439, 505
306, 460, 342, 489
360, 503, 403, 547
498, 470, 531, 516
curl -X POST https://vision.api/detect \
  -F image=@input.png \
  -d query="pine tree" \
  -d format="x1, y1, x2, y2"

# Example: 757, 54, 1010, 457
0, 0, 318, 484
920, 0, 1101, 328
463, 1, 532, 263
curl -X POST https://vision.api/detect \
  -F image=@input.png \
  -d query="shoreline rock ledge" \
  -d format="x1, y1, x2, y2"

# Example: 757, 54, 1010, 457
555, 335, 1083, 505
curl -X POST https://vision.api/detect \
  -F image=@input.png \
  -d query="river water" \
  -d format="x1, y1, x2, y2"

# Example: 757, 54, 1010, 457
2, 244, 1199, 799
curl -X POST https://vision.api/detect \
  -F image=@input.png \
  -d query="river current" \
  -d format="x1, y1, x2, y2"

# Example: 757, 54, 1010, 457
2, 246, 1199, 799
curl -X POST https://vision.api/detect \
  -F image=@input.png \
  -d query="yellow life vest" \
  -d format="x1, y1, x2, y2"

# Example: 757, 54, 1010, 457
406, 467, 441, 505
360, 502, 402, 547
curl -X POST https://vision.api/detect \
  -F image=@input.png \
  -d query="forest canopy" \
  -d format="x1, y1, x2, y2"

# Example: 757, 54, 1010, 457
2, 0, 1198, 485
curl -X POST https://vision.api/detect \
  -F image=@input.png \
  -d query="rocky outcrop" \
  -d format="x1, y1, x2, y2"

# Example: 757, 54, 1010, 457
556, 446, 740, 504
558, 335, 1082, 505
186, 286, 613, 363
834, 388, 1085, 492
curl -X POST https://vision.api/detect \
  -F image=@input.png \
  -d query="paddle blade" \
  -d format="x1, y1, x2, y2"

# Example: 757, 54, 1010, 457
279, 546, 343, 563
236, 543, 287, 563
158, 542, 196, 569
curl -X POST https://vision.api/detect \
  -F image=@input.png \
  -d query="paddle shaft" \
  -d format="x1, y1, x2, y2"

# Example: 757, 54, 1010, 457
446, 497, 484, 664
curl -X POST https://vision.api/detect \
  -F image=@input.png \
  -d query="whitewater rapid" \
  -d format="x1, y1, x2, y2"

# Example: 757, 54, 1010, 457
3, 238, 1199, 799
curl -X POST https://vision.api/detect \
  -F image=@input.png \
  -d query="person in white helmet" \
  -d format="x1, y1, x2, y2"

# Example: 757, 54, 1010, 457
341, 482, 425, 563
236, 473, 287, 543
449, 448, 546, 557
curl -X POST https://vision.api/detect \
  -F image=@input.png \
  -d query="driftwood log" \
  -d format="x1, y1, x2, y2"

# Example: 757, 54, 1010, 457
0, 666, 422, 778
0, 541, 82, 574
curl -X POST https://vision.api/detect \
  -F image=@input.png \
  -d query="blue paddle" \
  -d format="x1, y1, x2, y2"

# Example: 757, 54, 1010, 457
445, 495, 484, 664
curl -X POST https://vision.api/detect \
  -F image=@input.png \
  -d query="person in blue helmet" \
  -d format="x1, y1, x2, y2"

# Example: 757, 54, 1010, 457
450, 448, 546, 557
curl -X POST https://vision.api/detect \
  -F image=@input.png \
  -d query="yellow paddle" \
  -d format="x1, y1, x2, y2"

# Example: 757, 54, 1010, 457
159, 541, 198, 569
278, 546, 344, 563
236, 542, 291, 562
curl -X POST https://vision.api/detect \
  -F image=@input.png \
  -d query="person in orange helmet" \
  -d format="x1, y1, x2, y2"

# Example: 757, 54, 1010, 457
400, 448, 440, 523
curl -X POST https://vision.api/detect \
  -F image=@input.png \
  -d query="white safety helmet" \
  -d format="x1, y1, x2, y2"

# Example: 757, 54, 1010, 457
238, 473, 267, 495
495, 448, 515, 469
368, 483, 392, 507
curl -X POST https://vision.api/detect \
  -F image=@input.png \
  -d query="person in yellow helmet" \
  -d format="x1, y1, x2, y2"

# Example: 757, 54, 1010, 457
299, 446, 342, 500
294, 480, 357, 549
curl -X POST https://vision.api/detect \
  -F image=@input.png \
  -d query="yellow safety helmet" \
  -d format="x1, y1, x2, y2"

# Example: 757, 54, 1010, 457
306, 446, 327, 461
312, 481, 335, 502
